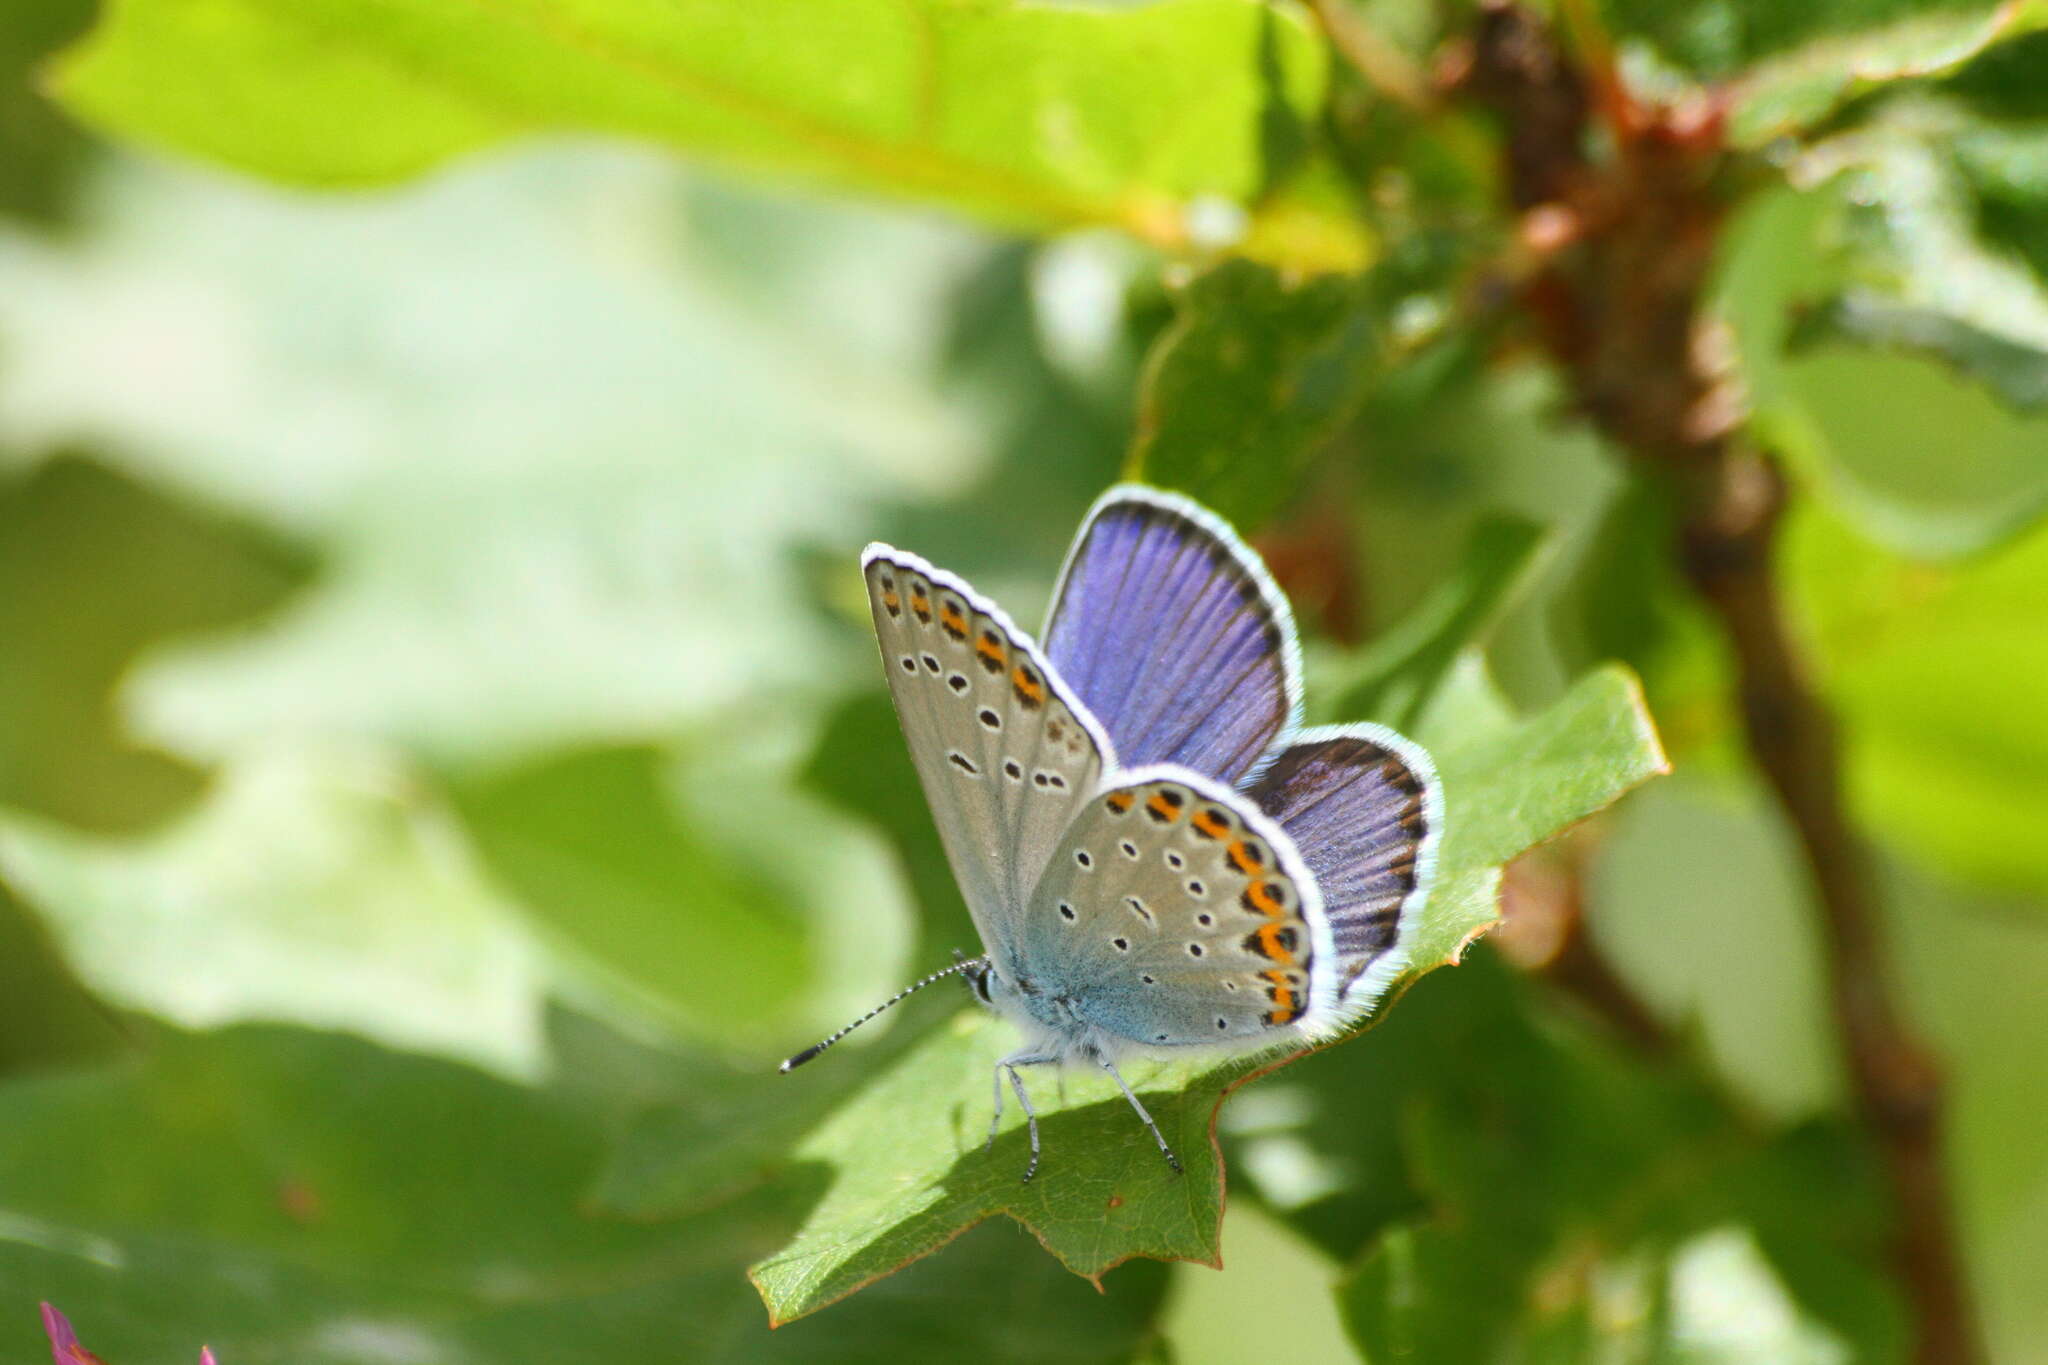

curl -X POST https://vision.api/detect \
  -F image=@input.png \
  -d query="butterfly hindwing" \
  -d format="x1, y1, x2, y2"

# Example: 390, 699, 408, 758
1043, 486, 1301, 786
1021, 765, 1337, 1048
864, 546, 1111, 963
1246, 724, 1442, 1017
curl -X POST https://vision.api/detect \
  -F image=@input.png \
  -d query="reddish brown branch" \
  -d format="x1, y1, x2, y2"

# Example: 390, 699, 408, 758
1453, 6, 1982, 1360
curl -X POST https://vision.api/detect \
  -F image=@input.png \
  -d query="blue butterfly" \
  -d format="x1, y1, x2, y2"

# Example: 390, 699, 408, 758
784, 485, 1443, 1180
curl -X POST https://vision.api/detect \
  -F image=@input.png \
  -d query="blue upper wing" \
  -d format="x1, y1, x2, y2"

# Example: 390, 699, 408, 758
1042, 486, 1301, 786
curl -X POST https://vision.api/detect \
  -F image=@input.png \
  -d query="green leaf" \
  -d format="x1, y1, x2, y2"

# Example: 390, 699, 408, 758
1128, 260, 1385, 532
0, 0, 95, 222
0, 153, 989, 768
50, 0, 1368, 269
1717, 175, 2048, 556
0, 748, 552, 1079
1724, 0, 2048, 146
1787, 503, 2048, 898
1790, 290, 2048, 408
1320, 515, 1550, 732
451, 745, 818, 1052
0, 1023, 1172, 1363
1316, 956, 1896, 1363
744, 662, 1665, 1323
0, 458, 306, 834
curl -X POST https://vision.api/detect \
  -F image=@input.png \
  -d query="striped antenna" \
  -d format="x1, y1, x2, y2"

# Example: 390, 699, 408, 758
779, 957, 989, 1072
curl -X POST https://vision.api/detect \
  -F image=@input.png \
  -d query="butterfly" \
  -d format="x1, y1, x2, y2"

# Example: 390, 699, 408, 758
782, 485, 1442, 1180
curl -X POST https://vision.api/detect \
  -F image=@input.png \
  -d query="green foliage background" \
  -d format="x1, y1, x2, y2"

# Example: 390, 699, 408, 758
2, 1, 2046, 1361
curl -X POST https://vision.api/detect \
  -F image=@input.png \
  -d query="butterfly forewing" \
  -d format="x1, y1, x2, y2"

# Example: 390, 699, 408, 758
864, 546, 1109, 964
1043, 487, 1301, 786
1022, 766, 1336, 1048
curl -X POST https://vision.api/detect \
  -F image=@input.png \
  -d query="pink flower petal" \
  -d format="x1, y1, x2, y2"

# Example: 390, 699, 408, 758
40, 1303, 79, 1358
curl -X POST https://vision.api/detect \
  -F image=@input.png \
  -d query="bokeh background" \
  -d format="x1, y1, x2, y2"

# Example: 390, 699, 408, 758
2, 1, 2047, 1361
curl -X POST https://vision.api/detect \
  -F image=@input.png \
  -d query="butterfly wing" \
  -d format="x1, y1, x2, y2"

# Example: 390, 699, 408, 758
864, 545, 1113, 965
1245, 724, 1442, 1017
1042, 486, 1301, 786
1020, 765, 1338, 1048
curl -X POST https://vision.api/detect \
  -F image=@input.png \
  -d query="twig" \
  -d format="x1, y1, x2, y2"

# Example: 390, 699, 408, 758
1452, 6, 1983, 1361
1306, 0, 1435, 113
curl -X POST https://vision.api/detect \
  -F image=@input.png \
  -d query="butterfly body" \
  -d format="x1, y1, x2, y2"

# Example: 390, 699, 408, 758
804, 486, 1442, 1179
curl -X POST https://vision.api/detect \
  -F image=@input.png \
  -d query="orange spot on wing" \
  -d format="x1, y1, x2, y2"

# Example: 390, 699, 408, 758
910, 590, 931, 622
1106, 791, 1134, 814
1225, 839, 1261, 873
1263, 969, 1299, 1024
975, 633, 1006, 670
881, 589, 901, 616
939, 602, 968, 638
1254, 922, 1297, 964
1241, 880, 1286, 917
1146, 792, 1182, 823
1012, 666, 1045, 708
1191, 809, 1229, 839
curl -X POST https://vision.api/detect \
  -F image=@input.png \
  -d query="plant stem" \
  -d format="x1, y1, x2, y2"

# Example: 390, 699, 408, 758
1453, 5, 1983, 1359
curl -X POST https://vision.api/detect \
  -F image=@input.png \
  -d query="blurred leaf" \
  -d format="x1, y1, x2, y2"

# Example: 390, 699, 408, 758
1948, 111, 2048, 281
1787, 503, 2048, 898
1316, 957, 1894, 1363
50, 0, 1368, 269
0, 1023, 1171, 1364
0, 748, 551, 1079
1322, 514, 1549, 731
1719, 180, 2048, 556
1588, 775, 1843, 1121
0, 0, 94, 223
745, 660, 1664, 1323
0, 457, 307, 834
0, 152, 990, 768
1790, 290, 2048, 408
1130, 260, 1383, 532
1723, 0, 2048, 146
802, 692, 981, 963
0, 887, 128, 1079
452, 745, 815, 1053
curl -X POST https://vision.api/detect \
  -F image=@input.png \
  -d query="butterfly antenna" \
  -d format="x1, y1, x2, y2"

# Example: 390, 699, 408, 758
779, 957, 988, 1073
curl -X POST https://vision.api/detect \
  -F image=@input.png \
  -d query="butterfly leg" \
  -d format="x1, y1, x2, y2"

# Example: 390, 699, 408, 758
986, 1063, 1006, 1152
1101, 1057, 1182, 1174
990, 1051, 1059, 1182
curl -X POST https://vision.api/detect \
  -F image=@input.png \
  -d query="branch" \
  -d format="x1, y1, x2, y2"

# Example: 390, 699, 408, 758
1454, 6, 1983, 1361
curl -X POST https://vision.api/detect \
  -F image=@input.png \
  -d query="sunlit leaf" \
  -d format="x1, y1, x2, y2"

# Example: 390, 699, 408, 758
1725, 1, 2048, 146
1787, 503, 2048, 898
50, 0, 1367, 269
1718, 178, 2048, 556
0, 749, 551, 1079
0, 152, 988, 767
